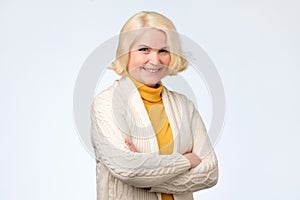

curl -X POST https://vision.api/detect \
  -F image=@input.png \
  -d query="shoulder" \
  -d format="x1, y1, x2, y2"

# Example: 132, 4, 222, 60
92, 80, 119, 109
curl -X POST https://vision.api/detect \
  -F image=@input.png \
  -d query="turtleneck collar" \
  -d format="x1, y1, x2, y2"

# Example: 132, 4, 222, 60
128, 75, 163, 103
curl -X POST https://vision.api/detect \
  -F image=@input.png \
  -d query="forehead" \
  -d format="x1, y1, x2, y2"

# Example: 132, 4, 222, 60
131, 28, 168, 49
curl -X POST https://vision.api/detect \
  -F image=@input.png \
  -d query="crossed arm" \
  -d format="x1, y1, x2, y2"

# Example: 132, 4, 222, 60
124, 106, 218, 194
125, 139, 201, 169
91, 94, 191, 188
91, 93, 218, 193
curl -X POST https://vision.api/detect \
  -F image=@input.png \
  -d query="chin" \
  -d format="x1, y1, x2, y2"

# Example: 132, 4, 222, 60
143, 80, 159, 87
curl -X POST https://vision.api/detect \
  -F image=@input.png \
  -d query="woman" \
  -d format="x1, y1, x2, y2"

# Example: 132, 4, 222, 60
91, 11, 218, 200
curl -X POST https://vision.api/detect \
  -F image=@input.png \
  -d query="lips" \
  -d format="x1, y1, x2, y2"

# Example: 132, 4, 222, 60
142, 67, 162, 73
141, 64, 164, 73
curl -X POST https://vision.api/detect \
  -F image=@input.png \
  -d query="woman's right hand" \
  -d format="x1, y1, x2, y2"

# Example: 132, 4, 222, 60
125, 138, 201, 169
183, 152, 201, 169
125, 138, 139, 153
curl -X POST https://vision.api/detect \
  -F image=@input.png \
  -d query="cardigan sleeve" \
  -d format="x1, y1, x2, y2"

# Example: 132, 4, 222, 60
90, 90, 191, 188
149, 98, 218, 194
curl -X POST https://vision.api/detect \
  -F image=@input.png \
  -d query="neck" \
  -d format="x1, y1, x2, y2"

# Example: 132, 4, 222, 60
128, 75, 163, 103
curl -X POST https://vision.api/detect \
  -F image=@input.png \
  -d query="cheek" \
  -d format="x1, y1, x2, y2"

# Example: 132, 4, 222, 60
161, 54, 171, 66
128, 52, 147, 70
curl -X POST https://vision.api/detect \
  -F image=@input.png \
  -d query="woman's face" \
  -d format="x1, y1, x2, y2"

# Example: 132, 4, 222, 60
127, 28, 171, 87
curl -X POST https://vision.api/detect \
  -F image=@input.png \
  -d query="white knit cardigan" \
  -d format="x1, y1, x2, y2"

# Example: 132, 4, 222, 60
90, 75, 218, 200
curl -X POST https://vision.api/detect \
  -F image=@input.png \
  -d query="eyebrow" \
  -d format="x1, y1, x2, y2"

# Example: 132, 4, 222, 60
137, 44, 169, 50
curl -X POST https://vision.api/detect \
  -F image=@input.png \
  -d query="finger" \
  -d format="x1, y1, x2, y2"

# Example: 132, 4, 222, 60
129, 144, 137, 152
129, 146, 136, 152
125, 138, 139, 152
125, 140, 136, 152
125, 141, 133, 149
130, 144, 138, 152
125, 138, 131, 144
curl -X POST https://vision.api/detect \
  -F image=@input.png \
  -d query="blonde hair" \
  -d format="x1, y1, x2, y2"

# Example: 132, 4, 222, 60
110, 11, 188, 75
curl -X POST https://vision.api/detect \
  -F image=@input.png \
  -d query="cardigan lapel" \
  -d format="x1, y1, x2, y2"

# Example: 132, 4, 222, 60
115, 75, 159, 153
161, 87, 180, 153
113, 75, 181, 154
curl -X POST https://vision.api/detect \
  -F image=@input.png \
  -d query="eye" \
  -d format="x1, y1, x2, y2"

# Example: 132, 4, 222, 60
138, 47, 150, 52
159, 49, 169, 54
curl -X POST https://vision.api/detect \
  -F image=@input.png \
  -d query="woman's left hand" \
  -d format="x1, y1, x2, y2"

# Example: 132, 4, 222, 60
125, 138, 139, 152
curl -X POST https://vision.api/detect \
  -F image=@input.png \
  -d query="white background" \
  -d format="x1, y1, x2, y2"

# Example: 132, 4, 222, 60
1, 0, 300, 199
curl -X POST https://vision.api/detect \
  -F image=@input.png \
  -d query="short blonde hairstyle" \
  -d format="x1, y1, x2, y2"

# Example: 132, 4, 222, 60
110, 11, 188, 75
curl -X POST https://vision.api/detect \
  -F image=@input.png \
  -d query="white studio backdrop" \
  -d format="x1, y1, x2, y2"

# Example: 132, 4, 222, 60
1, 0, 300, 199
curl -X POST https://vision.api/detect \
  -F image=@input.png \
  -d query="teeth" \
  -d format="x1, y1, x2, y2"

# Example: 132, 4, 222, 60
143, 68, 161, 72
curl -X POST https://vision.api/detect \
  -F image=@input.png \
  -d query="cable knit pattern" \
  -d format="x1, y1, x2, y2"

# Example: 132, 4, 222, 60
90, 75, 218, 200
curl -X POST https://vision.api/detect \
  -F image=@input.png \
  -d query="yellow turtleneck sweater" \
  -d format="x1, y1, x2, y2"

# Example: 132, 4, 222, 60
130, 76, 174, 200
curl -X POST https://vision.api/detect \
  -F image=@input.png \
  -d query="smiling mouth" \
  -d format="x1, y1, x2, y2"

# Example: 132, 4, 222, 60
142, 67, 162, 73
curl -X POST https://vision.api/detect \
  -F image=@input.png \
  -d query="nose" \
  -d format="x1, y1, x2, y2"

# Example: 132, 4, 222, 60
148, 52, 161, 65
